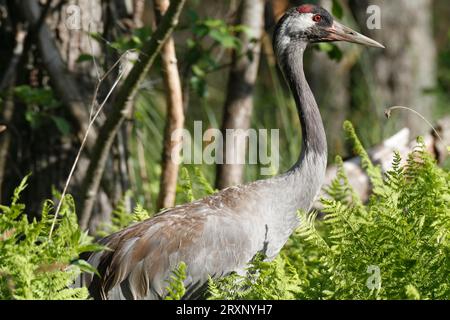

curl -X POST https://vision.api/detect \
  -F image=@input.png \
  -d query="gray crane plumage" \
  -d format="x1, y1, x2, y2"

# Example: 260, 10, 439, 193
81, 5, 383, 300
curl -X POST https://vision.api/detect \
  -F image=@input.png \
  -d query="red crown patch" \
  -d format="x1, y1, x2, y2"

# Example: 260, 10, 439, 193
297, 4, 314, 14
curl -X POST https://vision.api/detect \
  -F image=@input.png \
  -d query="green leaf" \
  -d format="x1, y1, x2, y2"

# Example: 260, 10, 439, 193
14, 85, 60, 109
192, 24, 210, 38
186, 8, 199, 24
327, 44, 343, 61
51, 116, 71, 135
405, 285, 421, 300
203, 19, 224, 29
25, 110, 43, 129
76, 54, 95, 63
332, 0, 344, 20
316, 43, 343, 61
89, 32, 104, 43
71, 259, 100, 277
164, 262, 187, 300
231, 25, 251, 35
317, 43, 334, 53
77, 243, 106, 254
209, 30, 238, 48
133, 26, 152, 43
191, 64, 206, 78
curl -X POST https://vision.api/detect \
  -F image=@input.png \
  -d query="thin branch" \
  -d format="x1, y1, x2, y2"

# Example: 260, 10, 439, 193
154, 0, 185, 210
48, 51, 130, 239
385, 106, 443, 142
88, 23, 102, 84
78, 0, 187, 230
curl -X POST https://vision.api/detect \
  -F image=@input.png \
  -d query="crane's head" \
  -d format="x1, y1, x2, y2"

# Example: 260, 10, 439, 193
274, 4, 384, 54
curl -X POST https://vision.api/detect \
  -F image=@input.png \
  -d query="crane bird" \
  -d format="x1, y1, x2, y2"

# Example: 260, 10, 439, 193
81, 4, 384, 300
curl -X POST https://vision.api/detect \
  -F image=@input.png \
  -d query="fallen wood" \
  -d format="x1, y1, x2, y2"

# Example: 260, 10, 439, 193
317, 117, 450, 207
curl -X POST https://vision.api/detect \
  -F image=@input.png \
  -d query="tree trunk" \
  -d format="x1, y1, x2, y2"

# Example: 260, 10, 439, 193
270, 0, 290, 23
216, 0, 265, 189
154, 0, 185, 211
350, 0, 437, 138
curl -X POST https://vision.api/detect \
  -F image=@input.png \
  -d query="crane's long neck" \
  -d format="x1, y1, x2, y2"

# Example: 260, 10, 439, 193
283, 43, 327, 164
273, 41, 328, 212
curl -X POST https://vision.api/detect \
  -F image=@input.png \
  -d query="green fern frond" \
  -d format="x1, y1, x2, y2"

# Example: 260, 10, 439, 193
193, 167, 216, 196
179, 167, 195, 202
0, 177, 100, 300
343, 121, 385, 195
133, 203, 150, 222
164, 262, 187, 300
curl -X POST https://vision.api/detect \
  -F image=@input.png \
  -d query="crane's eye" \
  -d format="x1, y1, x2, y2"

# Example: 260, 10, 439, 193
313, 15, 322, 22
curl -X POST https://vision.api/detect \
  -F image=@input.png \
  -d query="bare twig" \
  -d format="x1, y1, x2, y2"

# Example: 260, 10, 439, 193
385, 106, 443, 143
78, 0, 187, 230
48, 51, 130, 239
154, 0, 185, 210
88, 23, 102, 84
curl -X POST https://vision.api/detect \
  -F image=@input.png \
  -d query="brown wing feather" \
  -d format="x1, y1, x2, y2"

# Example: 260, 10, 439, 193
88, 206, 204, 298
83, 186, 260, 300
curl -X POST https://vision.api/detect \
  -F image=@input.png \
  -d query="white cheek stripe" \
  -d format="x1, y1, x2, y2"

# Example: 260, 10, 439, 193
296, 13, 316, 30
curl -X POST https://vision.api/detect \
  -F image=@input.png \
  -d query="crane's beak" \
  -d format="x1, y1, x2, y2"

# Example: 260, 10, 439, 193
325, 20, 385, 48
